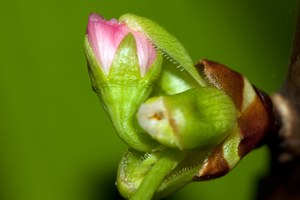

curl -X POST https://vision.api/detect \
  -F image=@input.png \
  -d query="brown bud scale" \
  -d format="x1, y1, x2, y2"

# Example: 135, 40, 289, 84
194, 59, 273, 179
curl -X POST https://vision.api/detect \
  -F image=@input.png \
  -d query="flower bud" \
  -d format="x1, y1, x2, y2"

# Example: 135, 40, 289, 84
137, 87, 237, 150
84, 13, 163, 152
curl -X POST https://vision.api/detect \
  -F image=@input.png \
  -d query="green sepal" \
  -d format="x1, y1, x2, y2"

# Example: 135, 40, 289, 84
117, 148, 186, 200
85, 33, 163, 152
116, 150, 160, 199
151, 59, 199, 96
119, 13, 207, 86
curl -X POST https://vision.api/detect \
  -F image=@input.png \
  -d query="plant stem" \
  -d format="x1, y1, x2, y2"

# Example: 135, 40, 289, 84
129, 149, 184, 200
257, 2, 300, 199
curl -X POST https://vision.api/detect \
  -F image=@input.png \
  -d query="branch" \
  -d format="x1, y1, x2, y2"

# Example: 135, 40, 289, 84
272, 0, 300, 163
273, 2, 300, 163
257, 3, 300, 200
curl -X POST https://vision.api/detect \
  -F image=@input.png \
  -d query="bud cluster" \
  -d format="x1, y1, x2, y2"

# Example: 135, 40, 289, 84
84, 13, 273, 200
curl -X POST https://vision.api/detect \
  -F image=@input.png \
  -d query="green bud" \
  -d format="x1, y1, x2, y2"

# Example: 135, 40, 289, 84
85, 16, 163, 152
137, 87, 237, 150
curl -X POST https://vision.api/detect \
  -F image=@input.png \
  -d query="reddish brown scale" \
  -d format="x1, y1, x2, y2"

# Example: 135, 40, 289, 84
238, 87, 273, 156
194, 143, 230, 181
196, 59, 244, 111
194, 59, 273, 179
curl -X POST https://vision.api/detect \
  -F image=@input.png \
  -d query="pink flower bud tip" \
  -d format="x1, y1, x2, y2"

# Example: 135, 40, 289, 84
86, 13, 157, 76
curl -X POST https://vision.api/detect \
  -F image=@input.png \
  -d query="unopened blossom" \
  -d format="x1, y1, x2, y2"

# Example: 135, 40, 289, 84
86, 13, 157, 76
84, 13, 163, 152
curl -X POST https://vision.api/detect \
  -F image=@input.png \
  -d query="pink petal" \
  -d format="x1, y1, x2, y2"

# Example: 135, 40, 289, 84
87, 13, 157, 76
87, 13, 130, 74
133, 32, 157, 76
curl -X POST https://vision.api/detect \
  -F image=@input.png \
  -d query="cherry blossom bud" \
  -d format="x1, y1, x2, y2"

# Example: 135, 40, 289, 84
85, 13, 163, 152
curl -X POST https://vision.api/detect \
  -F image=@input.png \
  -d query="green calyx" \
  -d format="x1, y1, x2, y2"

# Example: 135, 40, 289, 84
137, 87, 237, 150
85, 33, 163, 152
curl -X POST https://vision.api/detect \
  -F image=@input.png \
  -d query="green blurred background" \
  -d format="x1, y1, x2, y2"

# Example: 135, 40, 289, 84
0, 0, 298, 199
